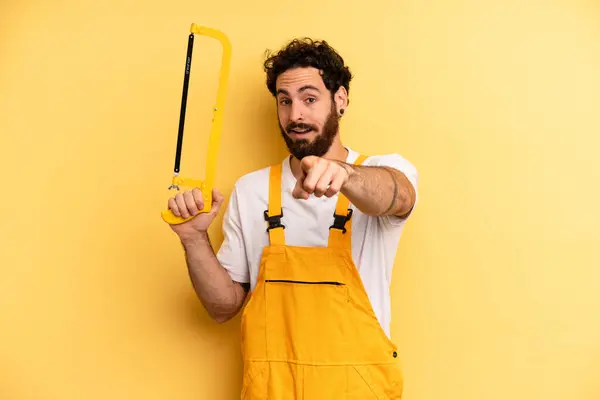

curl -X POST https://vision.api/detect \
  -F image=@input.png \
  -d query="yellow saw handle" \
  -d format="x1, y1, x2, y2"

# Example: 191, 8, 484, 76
161, 23, 232, 225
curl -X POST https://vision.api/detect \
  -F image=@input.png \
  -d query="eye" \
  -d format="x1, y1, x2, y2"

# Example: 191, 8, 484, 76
305, 97, 316, 104
279, 98, 291, 105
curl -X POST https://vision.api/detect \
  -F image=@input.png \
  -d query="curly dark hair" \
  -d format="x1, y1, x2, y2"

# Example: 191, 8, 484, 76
263, 38, 353, 103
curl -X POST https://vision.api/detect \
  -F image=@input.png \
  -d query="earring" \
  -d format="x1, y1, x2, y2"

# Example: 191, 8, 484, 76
340, 109, 345, 115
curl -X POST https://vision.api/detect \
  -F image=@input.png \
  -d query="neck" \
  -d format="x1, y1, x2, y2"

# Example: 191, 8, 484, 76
289, 138, 348, 180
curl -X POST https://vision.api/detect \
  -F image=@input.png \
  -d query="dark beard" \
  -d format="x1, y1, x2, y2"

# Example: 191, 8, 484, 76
279, 102, 339, 160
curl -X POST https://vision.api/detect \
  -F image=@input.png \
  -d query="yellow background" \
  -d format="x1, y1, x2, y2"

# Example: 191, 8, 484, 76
2, 0, 600, 399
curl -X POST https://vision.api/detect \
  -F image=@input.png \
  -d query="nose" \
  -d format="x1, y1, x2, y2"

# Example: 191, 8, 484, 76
289, 101, 304, 122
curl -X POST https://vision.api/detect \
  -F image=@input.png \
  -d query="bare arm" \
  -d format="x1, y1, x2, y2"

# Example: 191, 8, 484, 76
180, 232, 248, 323
339, 163, 416, 218
294, 156, 417, 218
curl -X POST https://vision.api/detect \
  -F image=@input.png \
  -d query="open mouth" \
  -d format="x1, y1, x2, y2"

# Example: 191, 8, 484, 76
289, 127, 313, 135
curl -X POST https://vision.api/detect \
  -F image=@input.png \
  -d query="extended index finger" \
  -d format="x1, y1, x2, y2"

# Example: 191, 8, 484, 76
303, 158, 328, 192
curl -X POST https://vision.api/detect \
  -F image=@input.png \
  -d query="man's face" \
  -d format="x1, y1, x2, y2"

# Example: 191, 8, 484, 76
275, 67, 339, 160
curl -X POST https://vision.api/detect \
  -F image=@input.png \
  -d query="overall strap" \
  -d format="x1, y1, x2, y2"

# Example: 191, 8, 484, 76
265, 163, 285, 246
328, 154, 368, 249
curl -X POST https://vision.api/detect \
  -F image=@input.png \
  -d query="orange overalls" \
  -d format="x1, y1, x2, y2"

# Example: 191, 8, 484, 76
239, 155, 404, 399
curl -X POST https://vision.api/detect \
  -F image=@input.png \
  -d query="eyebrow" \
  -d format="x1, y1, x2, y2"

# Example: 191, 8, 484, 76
277, 85, 321, 96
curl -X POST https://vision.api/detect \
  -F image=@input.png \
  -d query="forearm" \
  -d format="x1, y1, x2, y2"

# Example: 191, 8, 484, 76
180, 233, 246, 323
340, 164, 415, 218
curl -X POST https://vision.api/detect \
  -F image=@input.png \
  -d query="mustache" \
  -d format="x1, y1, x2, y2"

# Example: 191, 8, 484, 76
286, 122, 317, 132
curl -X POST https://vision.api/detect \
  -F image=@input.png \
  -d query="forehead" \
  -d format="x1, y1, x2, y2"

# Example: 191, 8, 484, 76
276, 67, 326, 95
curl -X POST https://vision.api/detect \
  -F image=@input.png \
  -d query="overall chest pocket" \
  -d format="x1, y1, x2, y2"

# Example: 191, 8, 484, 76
263, 278, 352, 363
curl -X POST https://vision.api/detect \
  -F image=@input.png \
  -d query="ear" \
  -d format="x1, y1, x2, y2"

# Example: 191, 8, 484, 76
334, 86, 348, 115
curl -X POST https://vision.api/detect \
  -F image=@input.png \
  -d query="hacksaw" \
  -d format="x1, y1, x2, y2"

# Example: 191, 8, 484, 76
161, 23, 232, 225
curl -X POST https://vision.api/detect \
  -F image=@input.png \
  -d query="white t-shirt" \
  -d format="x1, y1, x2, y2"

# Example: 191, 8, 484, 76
216, 147, 418, 338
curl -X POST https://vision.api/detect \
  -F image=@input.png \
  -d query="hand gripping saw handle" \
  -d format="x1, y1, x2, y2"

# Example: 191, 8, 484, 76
161, 23, 232, 225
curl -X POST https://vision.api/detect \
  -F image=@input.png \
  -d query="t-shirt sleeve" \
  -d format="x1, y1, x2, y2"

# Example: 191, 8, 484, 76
215, 184, 250, 284
368, 153, 419, 226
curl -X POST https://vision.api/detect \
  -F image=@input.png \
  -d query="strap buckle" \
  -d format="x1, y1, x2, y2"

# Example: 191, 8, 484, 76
264, 209, 285, 232
329, 208, 353, 234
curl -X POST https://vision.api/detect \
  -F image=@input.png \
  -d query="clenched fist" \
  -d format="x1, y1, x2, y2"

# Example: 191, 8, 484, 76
167, 187, 225, 239
293, 156, 352, 199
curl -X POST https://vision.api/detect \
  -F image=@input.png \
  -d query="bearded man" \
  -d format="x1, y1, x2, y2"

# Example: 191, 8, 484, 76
167, 37, 418, 399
